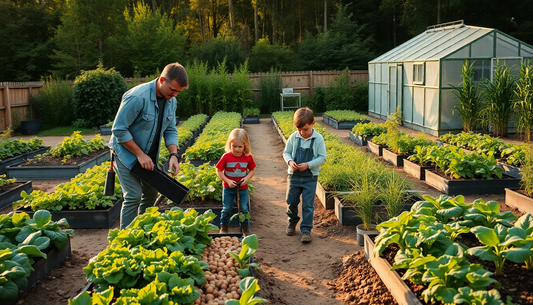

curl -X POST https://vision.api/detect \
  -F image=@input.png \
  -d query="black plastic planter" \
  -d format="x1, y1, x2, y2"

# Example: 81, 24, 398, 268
20, 120, 41, 135
382, 149, 407, 167
348, 131, 372, 146
0, 181, 32, 210
403, 159, 434, 180
498, 162, 521, 179
367, 141, 385, 157
0, 146, 50, 173
99, 125, 112, 135
243, 116, 260, 124
7, 239, 71, 305
323, 115, 369, 130
22, 199, 123, 229
6, 150, 110, 179
424, 169, 520, 195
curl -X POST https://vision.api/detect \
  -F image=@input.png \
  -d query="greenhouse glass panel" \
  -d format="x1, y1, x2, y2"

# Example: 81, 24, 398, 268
446, 46, 470, 59
496, 34, 519, 57
440, 89, 463, 129
442, 60, 464, 87
471, 35, 494, 57
471, 59, 491, 81
381, 64, 389, 83
521, 45, 533, 57
369, 83, 375, 112
389, 66, 398, 114
404, 62, 413, 84
494, 58, 521, 75
426, 61, 439, 87
413, 63, 424, 84
413, 87, 425, 125
424, 88, 439, 129
403, 86, 413, 123
374, 84, 381, 114
369, 64, 375, 82
374, 63, 381, 83
381, 84, 388, 115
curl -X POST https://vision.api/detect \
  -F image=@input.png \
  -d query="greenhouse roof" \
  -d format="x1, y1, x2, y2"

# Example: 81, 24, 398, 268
370, 22, 495, 63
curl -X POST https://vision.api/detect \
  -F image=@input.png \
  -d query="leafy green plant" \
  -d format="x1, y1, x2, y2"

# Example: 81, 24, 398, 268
243, 107, 260, 117
158, 114, 208, 163
0, 174, 16, 187
451, 61, 482, 132
454, 287, 505, 305
410, 195, 470, 224
171, 163, 223, 202
0, 137, 43, 160
514, 61, 533, 141
408, 145, 438, 165
480, 61, 517, 137
51, 131, 105, 158
352, 122, 386, 139
500, 144, 526, 167
225, 277, 268, 305
323, 110, 367, 122
226, 234, 261, 278
461, 199, 518, 228
468, 224, 532, 275
73, 62, 128, 128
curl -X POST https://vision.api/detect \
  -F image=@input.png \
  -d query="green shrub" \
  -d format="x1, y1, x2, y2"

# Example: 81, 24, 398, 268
257, 69, 282, 114
72, 62, 127, 128
191, 36, 245, 73
248, 38, 293, 72
31, 76, 74, 128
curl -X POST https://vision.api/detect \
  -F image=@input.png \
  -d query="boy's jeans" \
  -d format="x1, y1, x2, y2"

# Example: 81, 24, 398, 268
221, 187, 250, 224
286, 174, 318, 233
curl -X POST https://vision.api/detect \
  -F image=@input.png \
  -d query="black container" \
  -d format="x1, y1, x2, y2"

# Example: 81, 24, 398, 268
20, 120, 41, 135
131, 162, 190, 205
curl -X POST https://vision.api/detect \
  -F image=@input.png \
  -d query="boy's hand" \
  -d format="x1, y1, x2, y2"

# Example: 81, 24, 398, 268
289, 160, 298, 170
297, 162, 309, 171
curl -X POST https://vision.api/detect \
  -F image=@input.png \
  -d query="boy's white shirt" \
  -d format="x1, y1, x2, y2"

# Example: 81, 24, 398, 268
282, 128, 327, 176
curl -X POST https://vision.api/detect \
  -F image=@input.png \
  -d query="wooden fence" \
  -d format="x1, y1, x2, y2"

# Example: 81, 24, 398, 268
0, 70, 368, 131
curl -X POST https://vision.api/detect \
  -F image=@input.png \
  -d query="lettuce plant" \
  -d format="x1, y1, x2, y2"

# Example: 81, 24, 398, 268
468, 224, 532, 275
225, 277, 268, 305
461, 199, 518, 228
227, 234, 261, 278
454, 287, 504, 305
410, 195, 470, 224
0, 137, 43, 160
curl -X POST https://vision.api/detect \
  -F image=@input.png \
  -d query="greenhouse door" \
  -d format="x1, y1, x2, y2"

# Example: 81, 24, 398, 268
388, 64, 402, 117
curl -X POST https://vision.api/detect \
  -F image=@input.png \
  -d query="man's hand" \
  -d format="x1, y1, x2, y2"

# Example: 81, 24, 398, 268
168, 157, 180, 176
296, 162, 309, 171
288, 160, 298, 171
138, 154, 154, 171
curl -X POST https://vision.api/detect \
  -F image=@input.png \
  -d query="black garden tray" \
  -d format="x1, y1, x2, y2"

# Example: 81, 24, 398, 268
130, 162, 190, 205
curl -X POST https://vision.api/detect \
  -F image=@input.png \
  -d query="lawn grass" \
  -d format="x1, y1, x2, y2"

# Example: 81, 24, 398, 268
38, 126, 99, 136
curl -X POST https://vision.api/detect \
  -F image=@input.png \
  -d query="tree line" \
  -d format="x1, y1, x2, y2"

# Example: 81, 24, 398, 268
2, 0, 533, 82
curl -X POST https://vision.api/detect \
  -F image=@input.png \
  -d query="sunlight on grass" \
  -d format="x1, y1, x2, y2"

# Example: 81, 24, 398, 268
38, 126, 99, 136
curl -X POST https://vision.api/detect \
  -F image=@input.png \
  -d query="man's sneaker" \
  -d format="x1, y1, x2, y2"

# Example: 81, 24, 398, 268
286, 223, 296, 236
301, 231, 312, 242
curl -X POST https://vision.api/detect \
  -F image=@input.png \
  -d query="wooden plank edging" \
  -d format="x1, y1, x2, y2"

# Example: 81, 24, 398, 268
364, 234, 423, 305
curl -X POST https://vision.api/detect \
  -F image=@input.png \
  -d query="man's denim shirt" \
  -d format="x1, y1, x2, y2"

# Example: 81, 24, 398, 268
108, 78, 178, 170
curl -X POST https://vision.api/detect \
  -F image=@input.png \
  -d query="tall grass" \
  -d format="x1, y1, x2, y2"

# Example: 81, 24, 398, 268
514, 61, 533, 141
380, 172, 412, 220
232, 59, 253, 113
258, 68, 282, 114
451, 61, 481, 132
30, 75, 74, 129
480, 61, 516, 137
344, 173, 380, 231
521, 144, 533, 197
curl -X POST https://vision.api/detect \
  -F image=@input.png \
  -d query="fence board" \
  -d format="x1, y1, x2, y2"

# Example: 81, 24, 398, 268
0, 70, 368, 132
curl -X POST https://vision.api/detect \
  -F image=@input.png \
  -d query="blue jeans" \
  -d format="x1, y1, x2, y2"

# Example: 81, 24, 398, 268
286, 175, 318, 233
221, 187, 249, 224
115, 158, 158, 229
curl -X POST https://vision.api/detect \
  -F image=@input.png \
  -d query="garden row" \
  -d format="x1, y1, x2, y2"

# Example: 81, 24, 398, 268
271, 111, 415, 243
68, 207, 264, 305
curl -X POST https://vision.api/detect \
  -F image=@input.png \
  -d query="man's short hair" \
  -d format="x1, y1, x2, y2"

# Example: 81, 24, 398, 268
162, 63, 188, 88
293, 107, 314, 128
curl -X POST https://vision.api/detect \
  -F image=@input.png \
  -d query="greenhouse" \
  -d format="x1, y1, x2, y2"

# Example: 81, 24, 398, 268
368, 20, 533, 136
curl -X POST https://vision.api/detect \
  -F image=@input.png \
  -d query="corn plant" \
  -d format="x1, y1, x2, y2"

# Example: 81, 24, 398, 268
480, 61, 517, 137
520, 144, 533, 197
514, 61, 533, 141
451, 61, 482, 132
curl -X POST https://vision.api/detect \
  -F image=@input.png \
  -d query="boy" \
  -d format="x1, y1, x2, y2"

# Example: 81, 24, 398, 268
282, 107, 327, 242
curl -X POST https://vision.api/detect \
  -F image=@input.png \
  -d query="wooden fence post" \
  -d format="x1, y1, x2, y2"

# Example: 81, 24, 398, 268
3, 83, 11, 128
308, 70, 314, 96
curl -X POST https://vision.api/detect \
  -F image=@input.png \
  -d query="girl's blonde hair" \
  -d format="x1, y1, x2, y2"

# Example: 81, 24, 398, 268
225, 128, 252, 155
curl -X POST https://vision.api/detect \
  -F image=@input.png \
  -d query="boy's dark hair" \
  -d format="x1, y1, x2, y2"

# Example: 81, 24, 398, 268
293, 107, 314, 128
162, 63, 189, 88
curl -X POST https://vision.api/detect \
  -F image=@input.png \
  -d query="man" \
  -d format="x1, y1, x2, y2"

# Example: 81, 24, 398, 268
109, 63, 188, 229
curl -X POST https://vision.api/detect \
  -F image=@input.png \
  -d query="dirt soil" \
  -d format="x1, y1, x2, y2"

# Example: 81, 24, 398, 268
5, 117, 529, 305
15, 148, 109, 167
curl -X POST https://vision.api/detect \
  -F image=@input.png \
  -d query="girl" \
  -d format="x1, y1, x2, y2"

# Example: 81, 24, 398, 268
215, 128, 256, 235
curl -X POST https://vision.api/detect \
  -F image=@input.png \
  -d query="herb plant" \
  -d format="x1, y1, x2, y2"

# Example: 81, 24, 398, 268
243, 107, 260, 117
351, 122, 386, 139
323, 110, 367, 122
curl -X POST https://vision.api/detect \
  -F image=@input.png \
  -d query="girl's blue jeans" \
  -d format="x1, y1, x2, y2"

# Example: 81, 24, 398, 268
221, 187, 250, 224
286, 174, 318, 233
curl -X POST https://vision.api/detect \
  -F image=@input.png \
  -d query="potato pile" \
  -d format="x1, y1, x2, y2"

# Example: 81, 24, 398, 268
194, 236, 243, 305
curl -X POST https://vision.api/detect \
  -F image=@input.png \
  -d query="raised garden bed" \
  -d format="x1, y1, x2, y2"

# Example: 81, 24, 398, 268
322, 115, 368, 130
7, 239, 72, 305
402, 159, 434, 180
367, 141, 385, 157
0, 180, 32, 210
504, 188, 533, 215
348, 131, 372, 146
243, 116, 260, 124
0, 146, 50, 173
363, 234, 422, 305
334, 196, 415, 226
6, 149, 110, 179
424, 169, 520, 195
19, 198, 123, 229
187, 159, 219, 167
271, 116, 288, 145
315, 181, 349, 210
382, 148, 407, 167
498, 162, 521, 179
